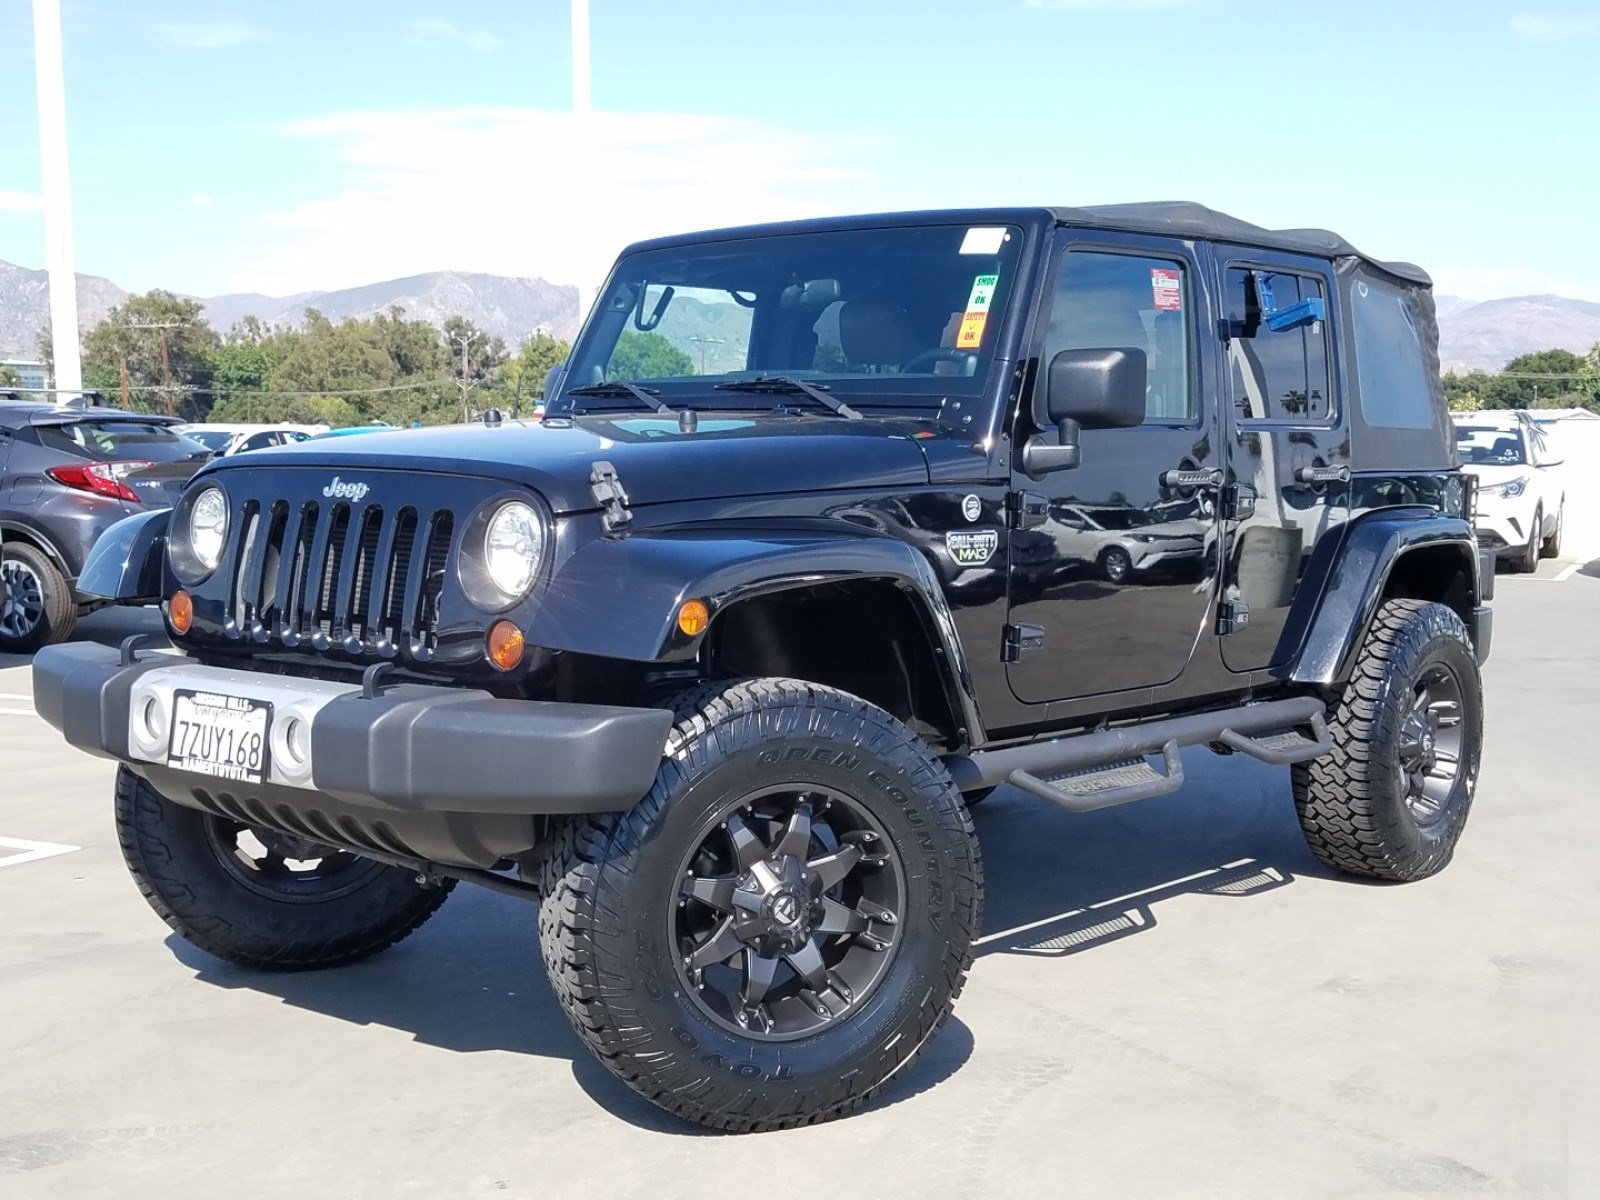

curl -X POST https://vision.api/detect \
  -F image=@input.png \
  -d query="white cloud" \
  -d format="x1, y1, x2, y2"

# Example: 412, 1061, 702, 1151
1509, 13, 1600, 40
0, 189, 44, 213
227, 106, 870, 296
191, 191, 214, 209
404, 19, 504, 52
1025, 0, 1198, 10
152, 19, 260, 49
1431, 264, 1600, 304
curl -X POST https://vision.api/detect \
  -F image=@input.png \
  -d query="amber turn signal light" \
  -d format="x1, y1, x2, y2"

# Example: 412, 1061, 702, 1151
486, 620, 525, 670
677, 599, 710, 637
169, 590, 193, 635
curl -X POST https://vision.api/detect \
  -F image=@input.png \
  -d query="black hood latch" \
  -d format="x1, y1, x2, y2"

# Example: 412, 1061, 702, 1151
589, 460, 632, 534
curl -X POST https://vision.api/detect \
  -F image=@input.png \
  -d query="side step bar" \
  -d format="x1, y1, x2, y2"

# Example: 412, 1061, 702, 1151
945, 696, 1332, 815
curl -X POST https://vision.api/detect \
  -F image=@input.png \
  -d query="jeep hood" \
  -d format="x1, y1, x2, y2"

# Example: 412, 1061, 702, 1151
219, 414, 942, 513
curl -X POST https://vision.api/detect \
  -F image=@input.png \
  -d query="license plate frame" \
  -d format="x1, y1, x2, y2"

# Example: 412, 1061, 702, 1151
166, 688, 274, 784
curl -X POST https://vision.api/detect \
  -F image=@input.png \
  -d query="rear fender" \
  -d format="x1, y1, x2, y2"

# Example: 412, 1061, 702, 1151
76, 510, 169, 603
1290, 508, 1479, 685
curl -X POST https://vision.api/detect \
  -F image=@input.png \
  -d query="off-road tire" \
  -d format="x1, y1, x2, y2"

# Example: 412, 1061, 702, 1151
1291, 600, 1482, 881
116, 766, 454, 970
537, 677, 983, 1132
0, 541, 76, 653
1541, 503, 1564, 559
1511, 507, 1541, 573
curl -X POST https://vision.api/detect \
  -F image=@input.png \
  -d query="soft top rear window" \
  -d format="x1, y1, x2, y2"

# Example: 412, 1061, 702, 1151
33, 419, 208, 462
1351, 278, 1435, 430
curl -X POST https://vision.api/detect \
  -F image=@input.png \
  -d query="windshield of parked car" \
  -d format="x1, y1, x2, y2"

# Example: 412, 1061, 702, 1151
34, 419, 209, 462
559, 224, 1025, 412
1084, 508, 1161, 530
1455, 425, 1525, 465
184, 429, 233, 453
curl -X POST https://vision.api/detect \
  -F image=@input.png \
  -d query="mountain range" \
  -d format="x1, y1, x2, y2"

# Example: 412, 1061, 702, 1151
0, 259, 579, 360
2, 256, 1597, 374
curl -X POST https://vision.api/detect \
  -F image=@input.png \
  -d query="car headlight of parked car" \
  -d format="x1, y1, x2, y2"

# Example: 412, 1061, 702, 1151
1482, 476, 1528, 498
170, 485, 230, 581
458, 497, 547, 610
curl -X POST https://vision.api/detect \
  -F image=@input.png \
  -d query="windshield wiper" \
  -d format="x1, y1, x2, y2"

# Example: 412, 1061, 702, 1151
565, 380, 699, 432
567, 380, 673, 415
713, 375, 862, 420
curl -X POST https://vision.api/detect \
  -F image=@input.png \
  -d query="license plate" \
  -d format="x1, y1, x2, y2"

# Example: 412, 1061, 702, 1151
167, 689, 273, 784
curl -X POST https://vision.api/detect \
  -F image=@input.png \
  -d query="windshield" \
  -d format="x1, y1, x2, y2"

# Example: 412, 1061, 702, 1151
561, 224, 1025, 411
1082, 507, 1160, 530
184, 429, 233, 452
1455, 425, 1525, 465
34, 419, 209, 463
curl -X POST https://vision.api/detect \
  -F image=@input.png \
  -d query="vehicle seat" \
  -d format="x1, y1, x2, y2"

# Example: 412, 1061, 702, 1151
1490, 437, 1519, 460
839, 298, 916, 370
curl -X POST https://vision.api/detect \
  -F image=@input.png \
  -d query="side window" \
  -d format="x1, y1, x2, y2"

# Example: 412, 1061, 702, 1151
1045, 250, 1194, 422
1350, 277, 1435, 429
1224, 268, 1331, 421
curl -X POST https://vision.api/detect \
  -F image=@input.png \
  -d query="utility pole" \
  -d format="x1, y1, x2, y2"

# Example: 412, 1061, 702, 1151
571, 0, 594, 327
32, 0, 83, 398
129, 320, 182, 416
450, 329, 483, 422
688, 335, 724, 375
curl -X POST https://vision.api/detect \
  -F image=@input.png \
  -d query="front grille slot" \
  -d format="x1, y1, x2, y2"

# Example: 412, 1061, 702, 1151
220, 487, 454, 659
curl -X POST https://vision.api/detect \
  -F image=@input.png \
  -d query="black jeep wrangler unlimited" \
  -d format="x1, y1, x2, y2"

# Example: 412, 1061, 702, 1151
35, 203, 1490, 1132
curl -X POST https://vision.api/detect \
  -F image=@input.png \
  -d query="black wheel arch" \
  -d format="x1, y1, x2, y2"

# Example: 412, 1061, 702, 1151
526, 524, 984, 751
1289, 507, 1484, 687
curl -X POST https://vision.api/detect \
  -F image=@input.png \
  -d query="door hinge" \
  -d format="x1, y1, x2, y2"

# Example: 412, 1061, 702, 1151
1220, 483, 1256, 522
1002, 622, 1046, 662
1217, 601, 1250, 636
1006, 490, 1049, 529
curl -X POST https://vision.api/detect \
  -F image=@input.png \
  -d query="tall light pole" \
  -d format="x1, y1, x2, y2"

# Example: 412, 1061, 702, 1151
450, 329, 483, 422
32, 0, 82, 398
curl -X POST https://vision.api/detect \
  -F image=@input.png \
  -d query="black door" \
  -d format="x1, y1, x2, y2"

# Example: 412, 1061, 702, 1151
1212, 251, 1351, 672
1006, 233, 1223, 706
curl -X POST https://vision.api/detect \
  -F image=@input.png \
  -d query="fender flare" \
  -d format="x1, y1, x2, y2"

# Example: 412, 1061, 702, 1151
75, 509, 170, 603
527, 523, 984, 739
1290, 507, 1480, 686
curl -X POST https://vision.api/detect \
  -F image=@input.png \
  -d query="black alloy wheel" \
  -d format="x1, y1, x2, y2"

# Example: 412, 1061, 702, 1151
672, 784, 905, 1041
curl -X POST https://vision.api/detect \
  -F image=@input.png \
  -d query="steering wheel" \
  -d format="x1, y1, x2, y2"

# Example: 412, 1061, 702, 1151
901, 348, 977, 376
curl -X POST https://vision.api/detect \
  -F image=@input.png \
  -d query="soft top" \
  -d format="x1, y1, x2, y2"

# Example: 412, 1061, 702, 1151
1051, 202, 1431, 287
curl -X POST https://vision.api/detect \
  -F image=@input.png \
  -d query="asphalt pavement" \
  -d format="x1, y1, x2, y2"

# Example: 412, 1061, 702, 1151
2, 564, 1596, 1199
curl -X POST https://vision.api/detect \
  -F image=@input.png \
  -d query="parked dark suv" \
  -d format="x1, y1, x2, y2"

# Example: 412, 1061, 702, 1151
0, 399, 207, 651
35, 204, 1490, 1132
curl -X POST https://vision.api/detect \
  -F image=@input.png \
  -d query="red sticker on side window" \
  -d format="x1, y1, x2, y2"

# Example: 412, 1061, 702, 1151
1151, 268, 1183, 312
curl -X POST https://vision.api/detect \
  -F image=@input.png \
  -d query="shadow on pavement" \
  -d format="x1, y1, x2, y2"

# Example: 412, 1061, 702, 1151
0, 605, 167, 673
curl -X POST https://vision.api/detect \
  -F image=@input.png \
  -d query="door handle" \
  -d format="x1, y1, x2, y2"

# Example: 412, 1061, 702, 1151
1159, 468, 1223, 489
1295, 464, 1350, 484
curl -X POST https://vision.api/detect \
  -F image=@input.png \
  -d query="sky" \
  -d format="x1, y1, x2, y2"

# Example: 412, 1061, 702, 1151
2, 0, 1598, 304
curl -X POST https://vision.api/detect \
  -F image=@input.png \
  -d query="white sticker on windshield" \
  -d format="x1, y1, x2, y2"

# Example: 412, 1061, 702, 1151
959, 227, 1007, 255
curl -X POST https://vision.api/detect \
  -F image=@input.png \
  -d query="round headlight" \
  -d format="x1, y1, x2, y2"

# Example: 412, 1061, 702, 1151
483, 502, 543, 599
188, 486, 229, 572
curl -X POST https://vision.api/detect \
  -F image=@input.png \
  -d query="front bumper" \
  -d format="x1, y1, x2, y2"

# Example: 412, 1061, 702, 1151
33, 642, 674, 864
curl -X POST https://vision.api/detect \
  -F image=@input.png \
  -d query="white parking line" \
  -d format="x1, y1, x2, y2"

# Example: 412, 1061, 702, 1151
1554, 562, 1582, 582
0, 692, 33, 701
0, 837, 81, 868
0, 707, 37, 718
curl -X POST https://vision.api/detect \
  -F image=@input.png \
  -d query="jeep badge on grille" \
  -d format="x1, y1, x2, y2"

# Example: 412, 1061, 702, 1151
323, 477, 371, 502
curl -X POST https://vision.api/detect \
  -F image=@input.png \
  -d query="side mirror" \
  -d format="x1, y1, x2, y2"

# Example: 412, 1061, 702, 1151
1022, 348, 1147, 477
541, 361, 566, 401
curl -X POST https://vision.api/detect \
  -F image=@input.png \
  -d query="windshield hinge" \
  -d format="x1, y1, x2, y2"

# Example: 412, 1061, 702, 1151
1006, 490, 1049, 529
589, 460, 632, 534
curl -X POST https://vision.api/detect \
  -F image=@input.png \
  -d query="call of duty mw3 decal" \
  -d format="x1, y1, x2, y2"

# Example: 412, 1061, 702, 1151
945, 529, 998, 566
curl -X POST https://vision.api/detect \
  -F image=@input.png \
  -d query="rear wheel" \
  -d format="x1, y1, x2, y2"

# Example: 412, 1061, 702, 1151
1292, 600, 1483, 881
115, 766, 454, 970
538, 678, 982, 1132
0, 542, 76, 653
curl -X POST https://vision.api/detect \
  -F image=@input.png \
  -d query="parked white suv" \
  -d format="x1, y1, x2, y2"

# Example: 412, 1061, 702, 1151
1454, 412, 1565, 572
176, 423, 327, 458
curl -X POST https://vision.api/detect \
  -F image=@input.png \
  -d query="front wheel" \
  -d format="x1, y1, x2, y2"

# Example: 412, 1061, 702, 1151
1292, 600, 1483, 881
1101, 546, 1133, 584
116, 766, 454, 969
1510, 507, 1541, 573
538, 678, 982, 1132
1541, 503, 1564, 559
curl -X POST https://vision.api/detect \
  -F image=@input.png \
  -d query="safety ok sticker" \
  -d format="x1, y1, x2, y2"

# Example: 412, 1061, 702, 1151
1151, 268, 1183, 312
957, 274, 999, 349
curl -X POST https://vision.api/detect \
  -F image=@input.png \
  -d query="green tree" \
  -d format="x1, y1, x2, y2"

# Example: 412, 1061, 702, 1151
0, 362, 20, 388
497, 331, 571, 411
81, 291, 219, 418
607, 329, 693, 381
